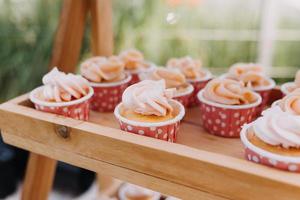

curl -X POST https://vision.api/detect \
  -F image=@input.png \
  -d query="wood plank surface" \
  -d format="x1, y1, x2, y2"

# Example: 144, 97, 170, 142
1, 132, 227, 200
1, 98, 300, 200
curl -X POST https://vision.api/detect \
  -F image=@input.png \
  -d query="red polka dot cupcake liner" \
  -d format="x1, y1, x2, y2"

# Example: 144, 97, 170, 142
173, 84, 194, 108
241, 125, 300, 172
128, 73, 140, 85
187, 76, 212, 107
268, 87, 284, 105
114, 100, 185, 142
29, 86, 94, 121
90, 75, 132, 112
197, 90, 262, 138
254, 78, 276, 118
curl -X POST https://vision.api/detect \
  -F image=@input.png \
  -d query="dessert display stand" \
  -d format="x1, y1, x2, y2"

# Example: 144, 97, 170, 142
0, 1, 300, 200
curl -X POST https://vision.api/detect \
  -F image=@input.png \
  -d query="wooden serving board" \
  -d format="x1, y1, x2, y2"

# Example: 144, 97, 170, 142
0, 94, 299, 200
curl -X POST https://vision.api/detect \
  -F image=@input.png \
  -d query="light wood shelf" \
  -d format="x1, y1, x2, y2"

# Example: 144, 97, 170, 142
0, 93, 299, 200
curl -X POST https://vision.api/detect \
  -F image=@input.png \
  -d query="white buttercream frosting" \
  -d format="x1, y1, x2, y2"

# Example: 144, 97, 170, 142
41, 67, 89, 102
227, 63, 272, 90
279, 89, 300, 115
252, 106, 300, 148
122, 80, 175, 116
80, 56, 125, 83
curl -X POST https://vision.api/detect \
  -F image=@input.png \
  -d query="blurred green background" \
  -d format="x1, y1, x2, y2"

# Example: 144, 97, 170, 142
1, 0, 300, 102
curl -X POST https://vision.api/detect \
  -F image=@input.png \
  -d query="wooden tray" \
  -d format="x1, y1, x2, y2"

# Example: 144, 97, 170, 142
0, 93, 300, 200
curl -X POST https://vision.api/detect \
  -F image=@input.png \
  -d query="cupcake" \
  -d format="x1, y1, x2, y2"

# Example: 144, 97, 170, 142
139, 67, 194, 107
80, 56, 132, 112
240, 106, 300, 172
225, 63, 276, 116
118, 183, 160, 200
114, 80, 185, 142
197, 78, 261, 137
119, 49, 156, 85
29, 67, 93, 120
281, 70, 300, 95
167, 56, 212, 107
277, 89, 300, 115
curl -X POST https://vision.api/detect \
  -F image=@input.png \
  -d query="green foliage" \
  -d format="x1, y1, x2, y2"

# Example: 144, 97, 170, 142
0, 0, 299, 102
0, 0, 61, 101
112, 0, 259, 66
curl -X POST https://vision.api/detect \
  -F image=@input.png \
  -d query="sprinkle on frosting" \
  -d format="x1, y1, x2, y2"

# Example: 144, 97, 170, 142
42, 67, 89, 102
203, 78, 258, 105
252, 106, 300, 148
122, 80, 175, 116
80, 56, 125, 83
140, 67, 186, 88
167, 56, 209, 80
279, 89, 300, 115
119, 49, 149, 71
228, 63, 271, 89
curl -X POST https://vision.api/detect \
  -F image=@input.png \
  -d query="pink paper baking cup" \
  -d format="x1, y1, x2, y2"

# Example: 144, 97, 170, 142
114, 100, 185, 142
90, 75, 132, 112
127, 63, 156, 85
268, 87, 284, 105
281, 82, 296, 96
197, 90, 261, 138
187, 73, 212, 107
240, 125, 300, 172
253, 78, 276, 118
128, 73, 140, 85
29, 86, 94, 121
173, 84, 194, 108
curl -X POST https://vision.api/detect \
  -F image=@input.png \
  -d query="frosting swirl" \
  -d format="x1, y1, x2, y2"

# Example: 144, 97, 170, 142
228, 63, 271, 89
279, 89, 300, 115
42, 67, 89, 102
122, 80, 175, 116
203, 78, 258, 105
119, 49, 148, 71
252, 106, 300, 148
80, 56, 125, 83
140, 67, 186, 88
167, 56, 208, 80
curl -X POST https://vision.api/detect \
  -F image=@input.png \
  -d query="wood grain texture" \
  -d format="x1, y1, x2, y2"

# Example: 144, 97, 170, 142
89, 0, 113, 56
1, 132, 227, 200
49, 0, 89, 72
1, 97, 300, 199
21, 153, 57, 200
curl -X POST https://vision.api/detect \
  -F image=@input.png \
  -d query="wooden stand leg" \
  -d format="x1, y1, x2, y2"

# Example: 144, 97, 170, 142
21, 1, 89, 199
88, 0, 119, 196
89, 0, 114, 56
22, 153, 57, 200
50, 0, 89, 72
